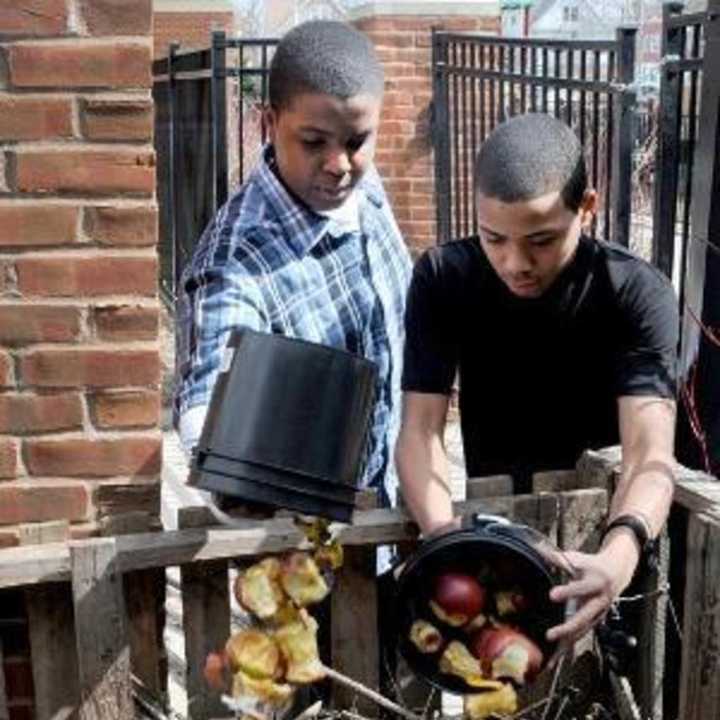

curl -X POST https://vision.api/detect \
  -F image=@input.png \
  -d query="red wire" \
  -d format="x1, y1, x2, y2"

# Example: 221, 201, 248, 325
680, 304, 717, 474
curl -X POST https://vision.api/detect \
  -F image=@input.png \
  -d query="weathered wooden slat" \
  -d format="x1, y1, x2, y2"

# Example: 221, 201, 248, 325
674, 473, 720, 515
506, 493, 560, 545
25, 584, 80, 720
125, 569, 166, 699
331, 544, 379, 713
71, 538, 133, 720
466, 475, 513, 498
107, 512, 166, 703
575, 446, 622, 492
0, 635, 8, 720
558, 488, 608, 552
556, 488, 608, 668
21, 521, 79, 720
609, 671, 642, 720
679, 512, 720, 720
630, 530, 668, 720
179, 508, 232, 720
0, 494, 623, 589
532, 469, 578, 493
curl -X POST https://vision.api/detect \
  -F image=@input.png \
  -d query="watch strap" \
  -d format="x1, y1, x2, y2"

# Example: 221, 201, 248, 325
602, 513, 656, 558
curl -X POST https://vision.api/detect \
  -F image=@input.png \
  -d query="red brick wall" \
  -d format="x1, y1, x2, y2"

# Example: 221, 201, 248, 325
353, 14, 500, 255
153, 10, 234, 58
0, 0, 159, 712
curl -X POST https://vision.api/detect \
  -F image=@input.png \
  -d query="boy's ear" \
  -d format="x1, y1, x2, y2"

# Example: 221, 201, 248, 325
579, 189, 598, 228
264, 106, 278, 144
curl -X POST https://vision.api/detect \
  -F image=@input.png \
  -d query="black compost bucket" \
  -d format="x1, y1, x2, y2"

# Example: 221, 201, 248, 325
394, 515, 571, 694
189, 329, 378, 522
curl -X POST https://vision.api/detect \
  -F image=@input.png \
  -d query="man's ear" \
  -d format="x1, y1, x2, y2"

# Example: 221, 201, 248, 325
579, 189, 598, 229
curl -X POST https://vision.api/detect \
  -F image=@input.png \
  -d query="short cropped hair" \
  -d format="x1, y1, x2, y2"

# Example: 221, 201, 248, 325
268, 20, 384, 110
474, 114, 588, 212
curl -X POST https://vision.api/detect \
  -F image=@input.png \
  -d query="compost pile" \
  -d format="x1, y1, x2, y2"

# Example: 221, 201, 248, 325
407, 568, 549, 720
203, 519, 343, 719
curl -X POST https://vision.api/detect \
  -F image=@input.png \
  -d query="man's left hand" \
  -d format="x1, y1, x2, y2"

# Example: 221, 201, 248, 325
545, 537, 639, 645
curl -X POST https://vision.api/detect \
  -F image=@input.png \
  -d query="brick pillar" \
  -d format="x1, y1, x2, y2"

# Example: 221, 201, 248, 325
0, 1, 159, 716
351, 1, 500, 255
0, 0, 160, 544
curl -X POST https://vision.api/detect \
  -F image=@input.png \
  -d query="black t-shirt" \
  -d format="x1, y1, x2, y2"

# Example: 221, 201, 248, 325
402, 235, 678, 492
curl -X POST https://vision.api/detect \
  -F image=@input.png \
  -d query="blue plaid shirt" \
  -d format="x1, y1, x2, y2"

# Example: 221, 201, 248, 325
175, 146, 412, 506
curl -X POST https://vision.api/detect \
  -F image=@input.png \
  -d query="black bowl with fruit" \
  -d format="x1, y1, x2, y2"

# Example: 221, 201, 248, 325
394, 514, 571, 695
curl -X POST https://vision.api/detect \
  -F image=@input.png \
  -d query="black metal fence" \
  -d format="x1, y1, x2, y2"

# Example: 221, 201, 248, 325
431, 28, 638, 246
153, 32, 277, 303
666, 0, 720, 479
651, 2, 706, 303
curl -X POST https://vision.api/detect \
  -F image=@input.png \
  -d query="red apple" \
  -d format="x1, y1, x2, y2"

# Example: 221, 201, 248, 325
471, 625, 543, 685
203, 650, 230, 691
431, 572, 486, 626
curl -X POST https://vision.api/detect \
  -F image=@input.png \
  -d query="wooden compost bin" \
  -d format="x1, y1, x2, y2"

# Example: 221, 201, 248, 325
0, 449, 718, 720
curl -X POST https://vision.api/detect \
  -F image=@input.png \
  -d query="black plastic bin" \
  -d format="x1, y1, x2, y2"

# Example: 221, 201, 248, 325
189, 329, 378, 521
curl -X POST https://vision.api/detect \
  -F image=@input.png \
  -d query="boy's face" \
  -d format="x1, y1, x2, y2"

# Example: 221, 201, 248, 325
475, 189, 597, 298
266, 91, 381, 212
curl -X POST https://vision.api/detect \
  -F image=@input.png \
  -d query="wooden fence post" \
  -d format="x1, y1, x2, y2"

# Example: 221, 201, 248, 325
104, 513, 167, 703
22, 521, 79, 720
679, 511, 720, 720
631, 530, 669, 720
331, 544, 379, 714
0, 635, 8, 720
178, 507, 232, 720
71, 538, 133, 720
332, 490, 380, 714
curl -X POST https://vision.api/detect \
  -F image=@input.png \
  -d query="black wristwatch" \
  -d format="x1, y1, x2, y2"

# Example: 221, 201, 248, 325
601, 514, 657, 563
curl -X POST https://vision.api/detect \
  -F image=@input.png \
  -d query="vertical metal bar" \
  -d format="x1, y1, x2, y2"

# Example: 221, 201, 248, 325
520, 46, 527, 111
508, 43, 515, 117
211, 30, 229, 209
498, 44, 505, 122
261, 43, 269, 103
652, 2, 685, 277
452, 40, 461, 239
579, 50, 587, 146
461, 42, 470, 237
489, 45, 496, 131
168, 42, 180, 301
591, 50, 600, 236
238, 41, 245, 182
470, 41, 479, 236
479, 42, 487, 140
554, 47, 561, 117
610, 26, 637, 247
679, 23, 702, 299
566, 48, 574, 125
432, 29, 452, 244
530, 46, 537, 112
542, 46, 549, 113
604, 52, 615, 240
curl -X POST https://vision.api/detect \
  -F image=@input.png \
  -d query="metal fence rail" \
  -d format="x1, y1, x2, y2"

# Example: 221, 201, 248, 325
153, 32, 278, 303
431, 29, 637, 246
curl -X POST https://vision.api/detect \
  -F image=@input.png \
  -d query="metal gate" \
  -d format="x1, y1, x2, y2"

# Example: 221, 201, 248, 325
153, 32, 278, 303
431, 29, 637, 246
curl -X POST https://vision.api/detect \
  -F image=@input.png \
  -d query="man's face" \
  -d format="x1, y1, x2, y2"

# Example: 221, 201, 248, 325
476, 189, 597, 298
266, 91, 381, 212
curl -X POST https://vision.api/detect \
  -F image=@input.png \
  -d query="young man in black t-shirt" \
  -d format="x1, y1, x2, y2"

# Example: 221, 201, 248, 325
396, 114, 678, 645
